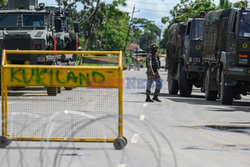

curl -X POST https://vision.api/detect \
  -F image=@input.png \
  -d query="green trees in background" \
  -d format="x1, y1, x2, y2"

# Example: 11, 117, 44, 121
55, 0, 134, 52
85, 1, 131, 51
55, 0, 161, 52
131, 18, 161, 51
233, 0, 248, 8
0, 0, 8, 7
160, 0, 217, 48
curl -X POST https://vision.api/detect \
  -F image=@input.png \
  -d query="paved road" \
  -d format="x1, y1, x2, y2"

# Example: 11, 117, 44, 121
0, 68, 250, 167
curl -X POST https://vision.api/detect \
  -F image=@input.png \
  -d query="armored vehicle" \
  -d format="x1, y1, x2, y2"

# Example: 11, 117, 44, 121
47, 7, 80, 91
202, 8, 250, 105
49, 7, 80, 66
167, 18, 205, 97
0, 0, 79, 95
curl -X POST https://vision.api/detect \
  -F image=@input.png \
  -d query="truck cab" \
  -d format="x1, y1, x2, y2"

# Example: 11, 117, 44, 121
179, 18, 205, 96
202, 7, 250, 105
0, 8, 54, 65
184, 18, 204, 68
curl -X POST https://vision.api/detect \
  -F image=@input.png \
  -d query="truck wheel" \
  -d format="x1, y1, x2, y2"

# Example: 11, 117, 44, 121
220, 71, 233, 105
47, 87, 58, 96
205, 68, 217, 101
57, 87, 61, 94
168, 75, 178, 94
179, 66, 192, 97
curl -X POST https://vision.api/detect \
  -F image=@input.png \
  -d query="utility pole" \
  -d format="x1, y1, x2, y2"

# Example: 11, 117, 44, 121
123, 5, 136, 64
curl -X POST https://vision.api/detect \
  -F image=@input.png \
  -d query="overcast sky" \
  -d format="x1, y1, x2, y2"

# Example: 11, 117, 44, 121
40, 0, 245, 32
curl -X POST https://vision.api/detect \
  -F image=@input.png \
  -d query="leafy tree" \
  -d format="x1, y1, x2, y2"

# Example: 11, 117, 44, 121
55, 0, 97, 23
55, 0, 129, 51
233, 0, 248, 8
164, 0, 216, 26
132, 18, 161, 51
78, 0, 130, 51
219, 0, 232, 9
161, 0, 217, 48
0, 0, 7, 8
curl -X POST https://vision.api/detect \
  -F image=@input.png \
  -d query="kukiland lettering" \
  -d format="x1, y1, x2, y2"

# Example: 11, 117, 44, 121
10, 68, 106, 86
36, 68, 48, 85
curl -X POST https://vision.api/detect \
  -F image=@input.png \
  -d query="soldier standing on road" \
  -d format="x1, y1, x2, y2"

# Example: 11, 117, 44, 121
145, 43, 162, 102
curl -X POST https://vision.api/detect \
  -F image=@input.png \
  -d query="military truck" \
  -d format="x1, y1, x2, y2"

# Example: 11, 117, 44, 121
167, 18, 205, 97
0, 0, 80, 95
202, 8, 250, 105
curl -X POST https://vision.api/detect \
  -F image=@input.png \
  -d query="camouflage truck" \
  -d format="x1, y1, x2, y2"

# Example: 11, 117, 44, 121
0, 0, 55, 95
48, 7, 80, 66
202, 8, 250, 105
167, 18, 205, 97
0, 0, 80, 95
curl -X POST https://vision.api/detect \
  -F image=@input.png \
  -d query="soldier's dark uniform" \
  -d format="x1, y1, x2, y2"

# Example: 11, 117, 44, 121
145, 43, 162, 102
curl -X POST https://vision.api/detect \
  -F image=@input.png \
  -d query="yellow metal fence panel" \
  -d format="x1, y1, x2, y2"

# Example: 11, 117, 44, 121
1, 50, 124, 145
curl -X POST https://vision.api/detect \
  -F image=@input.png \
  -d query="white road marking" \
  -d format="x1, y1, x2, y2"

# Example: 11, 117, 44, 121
117, 164, 127, 167
131, 133, 140, 144
139, 114, 145, 121
143, 103, 148, 108
64, 110, 96, 119
7, 102, 15, 105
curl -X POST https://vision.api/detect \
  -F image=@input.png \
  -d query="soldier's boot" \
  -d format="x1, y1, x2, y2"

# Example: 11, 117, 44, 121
152, 96, 161, 102
153, 89, 161, 102
145, 95, 154, 102
146, 89, 154, 102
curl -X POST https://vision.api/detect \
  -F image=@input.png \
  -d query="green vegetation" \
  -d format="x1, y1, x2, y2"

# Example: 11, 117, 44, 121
131, 18, 161, 51
0, 0, 7, 7
54, 0, 161, 66
161, 0, 249, 49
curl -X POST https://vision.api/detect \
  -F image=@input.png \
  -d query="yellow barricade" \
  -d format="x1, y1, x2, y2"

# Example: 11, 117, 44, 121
1, 50, 126, 149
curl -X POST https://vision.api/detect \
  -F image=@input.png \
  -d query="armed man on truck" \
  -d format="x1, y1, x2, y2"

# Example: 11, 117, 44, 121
145, 43, 162, 102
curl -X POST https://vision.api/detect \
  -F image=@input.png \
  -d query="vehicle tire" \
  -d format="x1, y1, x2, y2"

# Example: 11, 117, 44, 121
0, 136, 11, 148
168, 75, 178, 95
205, 68, 217, 101
57, 87, 61, 94
113, 137, 126, 150
47, 87, 58, 96
179, 66, 192, 97
65, 87, 73, 90
220, 71, 233, 105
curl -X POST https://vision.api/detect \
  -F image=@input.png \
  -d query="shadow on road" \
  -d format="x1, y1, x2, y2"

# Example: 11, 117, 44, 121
165, 94, 250, 113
